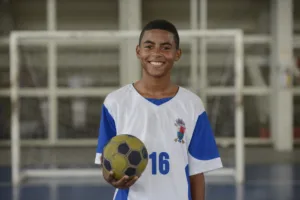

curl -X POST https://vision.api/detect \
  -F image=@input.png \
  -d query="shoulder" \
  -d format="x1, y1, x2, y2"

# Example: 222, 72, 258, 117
178, 87, 202, 102
104, 84, 134, 108
178, 87, 206, 114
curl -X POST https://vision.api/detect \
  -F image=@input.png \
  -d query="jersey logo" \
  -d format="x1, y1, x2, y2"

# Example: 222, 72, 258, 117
174, 118, 186, 144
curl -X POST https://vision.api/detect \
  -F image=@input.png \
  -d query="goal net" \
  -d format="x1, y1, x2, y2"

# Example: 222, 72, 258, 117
9, 30, 244, 185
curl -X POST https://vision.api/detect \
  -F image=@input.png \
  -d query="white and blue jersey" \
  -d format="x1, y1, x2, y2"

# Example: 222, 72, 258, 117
95, 84, 222, 200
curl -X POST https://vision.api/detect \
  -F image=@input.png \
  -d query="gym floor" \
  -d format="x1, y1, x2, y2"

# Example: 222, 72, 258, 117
0, 147, 300, 200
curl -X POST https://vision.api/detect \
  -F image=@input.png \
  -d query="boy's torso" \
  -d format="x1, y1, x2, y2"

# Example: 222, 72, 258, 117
107, 84, 199, 200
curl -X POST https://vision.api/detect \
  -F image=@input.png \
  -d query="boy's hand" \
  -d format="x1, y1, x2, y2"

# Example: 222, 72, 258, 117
101, 155, 139, 189
104, 171, 139, 189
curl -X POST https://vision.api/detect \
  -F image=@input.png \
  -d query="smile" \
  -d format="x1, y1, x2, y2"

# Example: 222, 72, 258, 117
149, 61, 164, 66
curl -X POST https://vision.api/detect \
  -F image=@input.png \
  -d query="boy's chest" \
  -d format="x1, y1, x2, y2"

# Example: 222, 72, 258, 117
115, 105, 195, 157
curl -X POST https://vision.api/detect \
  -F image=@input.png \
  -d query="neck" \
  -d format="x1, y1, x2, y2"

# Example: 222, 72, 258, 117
139, 71, 172, 93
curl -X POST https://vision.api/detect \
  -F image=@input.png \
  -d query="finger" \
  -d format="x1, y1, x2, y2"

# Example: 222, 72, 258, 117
103, 171, 112, 183
118, 175, 130, 185
113, 175, 129, 187
125, 176, 138, 188
107, 171, 115, 182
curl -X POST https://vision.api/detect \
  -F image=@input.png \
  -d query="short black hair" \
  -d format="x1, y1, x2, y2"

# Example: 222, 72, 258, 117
138, 19, 180, 49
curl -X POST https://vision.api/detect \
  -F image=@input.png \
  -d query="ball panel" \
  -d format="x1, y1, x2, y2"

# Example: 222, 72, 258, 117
103, 142, 119, 157
109, 153, 128, 180
113, 169, 125, 180
124, 167, 136, 177
118, 143, 130, 155
103, 158, 112, 171
128, 150, 142, 166
110, 154, 128, 171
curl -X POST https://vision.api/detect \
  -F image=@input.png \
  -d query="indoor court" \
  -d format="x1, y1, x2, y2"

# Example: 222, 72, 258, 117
1, 0, 300, 199
1, 148, 300, 200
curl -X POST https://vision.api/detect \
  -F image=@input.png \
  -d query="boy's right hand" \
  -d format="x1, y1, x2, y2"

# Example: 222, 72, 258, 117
103, 170, 139, 189
101, 155, 139, 189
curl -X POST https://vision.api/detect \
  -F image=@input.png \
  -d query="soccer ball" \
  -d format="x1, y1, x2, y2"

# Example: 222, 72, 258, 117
102, 134, 148, 180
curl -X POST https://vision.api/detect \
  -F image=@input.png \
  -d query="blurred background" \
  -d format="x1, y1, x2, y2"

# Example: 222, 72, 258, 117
0, 0, 300, 199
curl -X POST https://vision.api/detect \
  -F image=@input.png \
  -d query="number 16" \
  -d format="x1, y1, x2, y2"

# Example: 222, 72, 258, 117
149, 152, 170, 175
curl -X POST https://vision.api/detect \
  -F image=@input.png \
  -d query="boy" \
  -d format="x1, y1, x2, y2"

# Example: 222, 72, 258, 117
95, 19, 223, 200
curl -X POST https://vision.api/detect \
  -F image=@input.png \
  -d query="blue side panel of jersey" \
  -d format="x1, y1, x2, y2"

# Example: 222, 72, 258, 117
188, 112, 220, 160
146, 97, 173, 106
96, 105, 117, 153
114, 189, 129, 200
185, 165, 192, 200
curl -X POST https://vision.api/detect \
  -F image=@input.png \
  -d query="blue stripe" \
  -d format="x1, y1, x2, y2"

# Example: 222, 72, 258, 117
146, 97, 173, 106
185, 165, 192, 200
114, 189, 129, 200
96, 105, 117, 153
188, 112, 220, 160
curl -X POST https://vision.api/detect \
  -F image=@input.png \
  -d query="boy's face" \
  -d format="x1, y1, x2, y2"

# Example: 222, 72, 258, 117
136, 29, 181, 78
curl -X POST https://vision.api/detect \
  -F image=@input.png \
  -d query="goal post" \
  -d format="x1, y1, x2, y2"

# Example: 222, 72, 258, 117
9, 29, 245, 185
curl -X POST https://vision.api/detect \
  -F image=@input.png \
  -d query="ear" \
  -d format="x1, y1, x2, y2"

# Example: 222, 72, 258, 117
174, 48, 182, 61
136, 45, 141, 58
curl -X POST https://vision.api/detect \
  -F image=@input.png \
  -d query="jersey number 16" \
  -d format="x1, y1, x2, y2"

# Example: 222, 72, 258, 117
149, 152, 170, 175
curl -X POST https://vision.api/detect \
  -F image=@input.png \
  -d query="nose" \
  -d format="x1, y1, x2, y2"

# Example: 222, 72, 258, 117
150, 46, 162, 56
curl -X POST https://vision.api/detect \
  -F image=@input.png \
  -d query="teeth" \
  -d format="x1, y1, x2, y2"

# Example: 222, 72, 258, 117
150, 62, 163, 66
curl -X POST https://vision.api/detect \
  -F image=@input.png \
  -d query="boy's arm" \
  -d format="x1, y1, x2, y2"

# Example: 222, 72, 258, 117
190, 173, 205, 200
188, 110, 223, 200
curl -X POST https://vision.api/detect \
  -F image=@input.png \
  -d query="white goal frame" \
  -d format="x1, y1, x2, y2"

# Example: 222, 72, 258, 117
9, 30, 244, 185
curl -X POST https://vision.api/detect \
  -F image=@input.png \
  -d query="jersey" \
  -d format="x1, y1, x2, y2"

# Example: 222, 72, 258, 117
95, 84, 222, 200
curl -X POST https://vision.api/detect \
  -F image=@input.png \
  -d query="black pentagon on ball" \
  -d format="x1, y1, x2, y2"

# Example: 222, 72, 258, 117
128, 150, 142, 166
118, 143, 130, 155
142, 147, 148, 159
103, 158, 112, 171
125, 167, 136, 176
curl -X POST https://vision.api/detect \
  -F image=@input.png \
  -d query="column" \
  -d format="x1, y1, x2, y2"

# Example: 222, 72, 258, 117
199, 0, 207, 107
47, 0, 57, 144
119, 0, 142, 86
270, 0, 293, 151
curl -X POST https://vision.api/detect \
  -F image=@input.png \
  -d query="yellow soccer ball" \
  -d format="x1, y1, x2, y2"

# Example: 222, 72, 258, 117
102, 134, 148, 180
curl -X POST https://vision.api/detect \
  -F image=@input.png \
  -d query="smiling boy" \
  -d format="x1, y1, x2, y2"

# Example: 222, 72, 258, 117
95, 19, 223, 200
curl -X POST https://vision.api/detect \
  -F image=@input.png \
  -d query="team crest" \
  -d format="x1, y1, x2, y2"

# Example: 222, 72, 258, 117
174, 118, 186, 144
